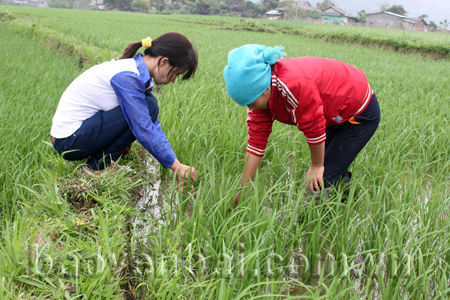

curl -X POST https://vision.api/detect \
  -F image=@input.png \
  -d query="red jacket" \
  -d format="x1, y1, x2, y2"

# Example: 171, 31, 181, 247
246, 57, 373, 157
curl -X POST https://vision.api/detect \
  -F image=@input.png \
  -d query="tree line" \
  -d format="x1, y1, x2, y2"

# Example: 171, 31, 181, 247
39, 0, 280, 17
3, 0, 447, 30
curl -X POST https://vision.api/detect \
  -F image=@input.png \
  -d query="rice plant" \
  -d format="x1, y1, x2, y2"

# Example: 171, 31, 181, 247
1, 7, 450, 299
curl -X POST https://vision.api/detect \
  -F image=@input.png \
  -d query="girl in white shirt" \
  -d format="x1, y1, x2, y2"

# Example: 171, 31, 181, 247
51, 32, 197, 188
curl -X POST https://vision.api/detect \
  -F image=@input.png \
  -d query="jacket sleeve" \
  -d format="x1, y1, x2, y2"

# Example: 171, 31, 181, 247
246, 108, 274, 157
110, 71, 176, 168
153, 118, 177, 161
293, 79, 326, 145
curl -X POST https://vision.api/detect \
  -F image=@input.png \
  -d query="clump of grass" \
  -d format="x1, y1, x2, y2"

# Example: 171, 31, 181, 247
57, 170, 145, 211
0, 9, 15, 22
58, 176, 105, 210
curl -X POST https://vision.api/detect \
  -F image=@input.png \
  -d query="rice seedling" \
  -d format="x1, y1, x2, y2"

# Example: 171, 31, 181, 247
1, 6, 450, 298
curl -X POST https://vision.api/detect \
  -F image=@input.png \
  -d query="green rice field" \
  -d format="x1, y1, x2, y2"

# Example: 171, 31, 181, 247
1, 6, 450, 299
164, 15, 450, 57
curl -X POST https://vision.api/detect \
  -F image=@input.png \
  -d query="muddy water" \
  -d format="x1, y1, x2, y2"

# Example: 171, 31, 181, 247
133, 158, 173, 242
287, 238, 335, 296
133, 157, 194, 243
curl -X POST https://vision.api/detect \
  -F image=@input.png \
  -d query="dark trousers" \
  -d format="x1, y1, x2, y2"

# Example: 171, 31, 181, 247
323, 93, 381, 188
52, 91, 159, 170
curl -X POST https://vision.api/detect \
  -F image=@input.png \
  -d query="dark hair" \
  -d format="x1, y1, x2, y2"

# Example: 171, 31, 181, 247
120, 32, 198, 80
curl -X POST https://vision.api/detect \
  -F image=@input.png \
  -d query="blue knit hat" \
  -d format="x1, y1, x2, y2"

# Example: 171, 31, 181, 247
223, 44, 286, 106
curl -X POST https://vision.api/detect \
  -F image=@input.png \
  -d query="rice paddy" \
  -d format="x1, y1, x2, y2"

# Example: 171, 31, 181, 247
1, 6, 450, 299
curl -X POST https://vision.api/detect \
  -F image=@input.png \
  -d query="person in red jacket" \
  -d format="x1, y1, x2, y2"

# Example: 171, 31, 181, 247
223, 44, 380, 198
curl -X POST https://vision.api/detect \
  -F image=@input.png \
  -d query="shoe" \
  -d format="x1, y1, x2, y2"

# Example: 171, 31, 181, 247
82, 161, 135, 177
82, 165, 108, 177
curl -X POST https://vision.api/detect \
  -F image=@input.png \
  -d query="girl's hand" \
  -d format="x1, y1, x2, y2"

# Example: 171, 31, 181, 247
170, 160, 197, 192
305, 165, 324, 191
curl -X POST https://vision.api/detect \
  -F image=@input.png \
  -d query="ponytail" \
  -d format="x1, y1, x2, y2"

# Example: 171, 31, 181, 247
120, 42, 143, 60
120, 32, 198, 81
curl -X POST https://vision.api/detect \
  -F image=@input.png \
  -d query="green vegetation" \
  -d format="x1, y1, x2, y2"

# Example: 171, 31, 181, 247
163, 15, 450, 58
1, 6, 450, 299
379, 3, 407, 16
0, 19, 147, 299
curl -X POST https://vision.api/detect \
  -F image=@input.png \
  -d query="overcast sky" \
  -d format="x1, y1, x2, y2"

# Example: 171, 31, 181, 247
328, 0, 449, 24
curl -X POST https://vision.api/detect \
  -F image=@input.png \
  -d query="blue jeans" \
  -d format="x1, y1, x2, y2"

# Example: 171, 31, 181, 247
52, 91, 159, 170
323, 92, 381, 188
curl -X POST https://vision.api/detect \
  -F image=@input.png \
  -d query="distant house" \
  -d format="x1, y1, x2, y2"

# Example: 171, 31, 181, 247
266, 9, 283, 20
366, 11, 428, 31
14, 0, 47, 7
29, 0, 48, 7
89, 0, 105, 9
266, 1, 318, 20
319, 6, 357, 25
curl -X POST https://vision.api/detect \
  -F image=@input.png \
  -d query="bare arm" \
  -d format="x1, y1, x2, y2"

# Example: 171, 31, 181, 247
241, 152, 263, 187
304, 142, 325, 191
232, 152, 263, 207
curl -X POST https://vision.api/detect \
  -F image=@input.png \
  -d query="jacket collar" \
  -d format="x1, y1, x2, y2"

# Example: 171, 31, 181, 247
134, 53, 154, 92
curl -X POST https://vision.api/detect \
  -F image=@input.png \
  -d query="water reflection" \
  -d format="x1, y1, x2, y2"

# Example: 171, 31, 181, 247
133, 158, 172, 243
133, 157, 193, 244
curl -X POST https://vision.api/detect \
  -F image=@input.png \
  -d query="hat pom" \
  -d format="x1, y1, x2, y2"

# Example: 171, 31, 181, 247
262, 46, 285, 64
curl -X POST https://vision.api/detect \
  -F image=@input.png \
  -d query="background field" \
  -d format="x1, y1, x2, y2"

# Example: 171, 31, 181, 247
1, 7, 450, 299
